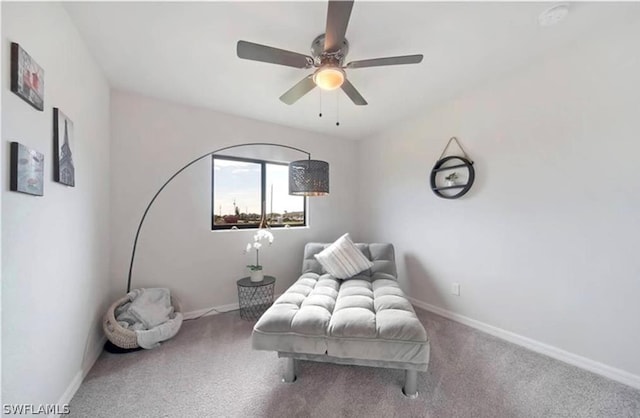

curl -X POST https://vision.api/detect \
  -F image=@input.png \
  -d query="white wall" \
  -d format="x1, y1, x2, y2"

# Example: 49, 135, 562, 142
0, 1, 3, 407
110, 91, 358, 311
2, 2, 111, 408
0, 1, 3, 408
356, 20, 640, 379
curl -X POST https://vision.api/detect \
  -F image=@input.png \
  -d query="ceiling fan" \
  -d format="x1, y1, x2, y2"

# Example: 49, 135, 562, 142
236, 0, 423, 106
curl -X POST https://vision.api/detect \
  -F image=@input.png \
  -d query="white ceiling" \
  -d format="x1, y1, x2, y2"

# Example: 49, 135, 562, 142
64, 1, 640, 140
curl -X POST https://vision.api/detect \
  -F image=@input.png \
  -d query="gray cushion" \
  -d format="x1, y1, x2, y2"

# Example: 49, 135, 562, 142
252, 243, 429, 367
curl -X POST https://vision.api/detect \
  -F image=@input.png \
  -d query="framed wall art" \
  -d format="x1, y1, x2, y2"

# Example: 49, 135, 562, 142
53, 108, 75, 187
430, 137, 475, 200
10, 42, 44, 111
10, 142, 44, 196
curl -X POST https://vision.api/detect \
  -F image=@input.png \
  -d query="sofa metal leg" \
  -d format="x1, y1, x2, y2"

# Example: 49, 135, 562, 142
402, 369, 418, 399
282, 358, 297, 383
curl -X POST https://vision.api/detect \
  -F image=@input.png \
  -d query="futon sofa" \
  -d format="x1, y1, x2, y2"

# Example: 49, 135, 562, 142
252, 242, 430, 398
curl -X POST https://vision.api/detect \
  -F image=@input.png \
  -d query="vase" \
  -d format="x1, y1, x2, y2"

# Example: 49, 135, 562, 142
250, 269, 264, 282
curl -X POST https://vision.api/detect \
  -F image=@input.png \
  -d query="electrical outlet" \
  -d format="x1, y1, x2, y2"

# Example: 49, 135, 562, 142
452, 283, 460, 296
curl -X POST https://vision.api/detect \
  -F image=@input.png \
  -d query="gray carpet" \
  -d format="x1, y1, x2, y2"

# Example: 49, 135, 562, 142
69, 308, 640, 417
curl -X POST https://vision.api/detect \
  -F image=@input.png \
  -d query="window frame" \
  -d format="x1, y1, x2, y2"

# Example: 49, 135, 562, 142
211, 154, 307, 230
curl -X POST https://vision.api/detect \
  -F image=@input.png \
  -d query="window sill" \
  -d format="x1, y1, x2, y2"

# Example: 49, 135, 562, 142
211, 225, 309, 233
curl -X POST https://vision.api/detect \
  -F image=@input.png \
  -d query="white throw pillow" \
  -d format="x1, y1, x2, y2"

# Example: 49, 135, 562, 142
314, 233, 373, 279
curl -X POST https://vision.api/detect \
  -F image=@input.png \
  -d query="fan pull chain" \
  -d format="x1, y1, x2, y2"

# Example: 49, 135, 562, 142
319, 90, 323, 118
336, 91, 340, 126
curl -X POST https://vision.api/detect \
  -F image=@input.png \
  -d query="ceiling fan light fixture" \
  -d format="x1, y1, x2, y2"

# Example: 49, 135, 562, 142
313, 66, 345, 90
236, 0, 424, 106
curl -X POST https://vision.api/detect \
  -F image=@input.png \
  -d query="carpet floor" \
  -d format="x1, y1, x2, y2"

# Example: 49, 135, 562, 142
69, 308, 640, 417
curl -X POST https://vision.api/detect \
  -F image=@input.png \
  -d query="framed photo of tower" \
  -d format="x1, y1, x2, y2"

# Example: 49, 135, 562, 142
53, 108, 75, 187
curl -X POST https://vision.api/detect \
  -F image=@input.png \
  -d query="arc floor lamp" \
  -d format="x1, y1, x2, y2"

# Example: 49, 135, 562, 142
126, 142, 329, 293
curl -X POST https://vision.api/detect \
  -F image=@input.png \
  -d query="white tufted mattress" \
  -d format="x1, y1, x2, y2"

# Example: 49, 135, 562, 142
252, 243, 429, 370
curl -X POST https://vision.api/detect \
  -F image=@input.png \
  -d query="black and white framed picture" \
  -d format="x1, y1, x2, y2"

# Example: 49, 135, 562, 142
10, 142, 44, 196
53, 108, 75, 187
10, 42, 44, 111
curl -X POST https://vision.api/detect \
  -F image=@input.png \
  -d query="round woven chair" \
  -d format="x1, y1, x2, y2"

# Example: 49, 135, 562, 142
103, 294, 182, 349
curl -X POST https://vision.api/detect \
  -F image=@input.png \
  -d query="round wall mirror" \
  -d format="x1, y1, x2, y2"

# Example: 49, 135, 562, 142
430, 156, 475, 199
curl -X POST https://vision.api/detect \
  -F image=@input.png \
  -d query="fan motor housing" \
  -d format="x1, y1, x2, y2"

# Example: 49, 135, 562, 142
311, 34, 349, 66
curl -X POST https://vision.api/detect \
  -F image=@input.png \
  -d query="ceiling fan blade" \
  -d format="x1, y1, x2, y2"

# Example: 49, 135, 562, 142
237, 40, 313, 68
346, 54, 423, 69
341, 79, 367, 106
324, 0, 354, 53
279, 75, 317, 105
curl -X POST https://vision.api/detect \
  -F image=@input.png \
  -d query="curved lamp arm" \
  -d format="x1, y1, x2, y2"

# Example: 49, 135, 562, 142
126, 142, 312, 292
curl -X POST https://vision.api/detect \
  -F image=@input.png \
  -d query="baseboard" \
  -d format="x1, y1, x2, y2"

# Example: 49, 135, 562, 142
408, 297, 640, 390
84, 335, 107, 378
183, 302, 239, 320
49, 371, 82, 418
183, 294, 282, 320
50, 335, 107, 418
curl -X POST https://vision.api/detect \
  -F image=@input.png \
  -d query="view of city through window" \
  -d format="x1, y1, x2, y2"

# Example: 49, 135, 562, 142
212, 156, 305, 229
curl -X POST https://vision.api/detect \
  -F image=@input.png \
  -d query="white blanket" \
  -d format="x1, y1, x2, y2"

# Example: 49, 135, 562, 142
115, 288, 183, 349
136, 314, 183, 349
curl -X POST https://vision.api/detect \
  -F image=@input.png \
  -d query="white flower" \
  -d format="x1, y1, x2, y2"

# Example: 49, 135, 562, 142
244, 229, 274, 254
252, 229, 274, 245
262, 231, 274, 244
257, 229, 272, 240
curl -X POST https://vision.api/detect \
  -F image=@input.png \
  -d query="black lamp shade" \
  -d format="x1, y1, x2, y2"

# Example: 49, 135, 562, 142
288, 159, 330, 196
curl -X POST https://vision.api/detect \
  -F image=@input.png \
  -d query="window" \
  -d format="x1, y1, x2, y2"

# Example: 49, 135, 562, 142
212, 155, 306, 230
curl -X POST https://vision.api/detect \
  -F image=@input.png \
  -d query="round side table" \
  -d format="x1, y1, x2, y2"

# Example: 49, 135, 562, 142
236, 276, 276, 321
